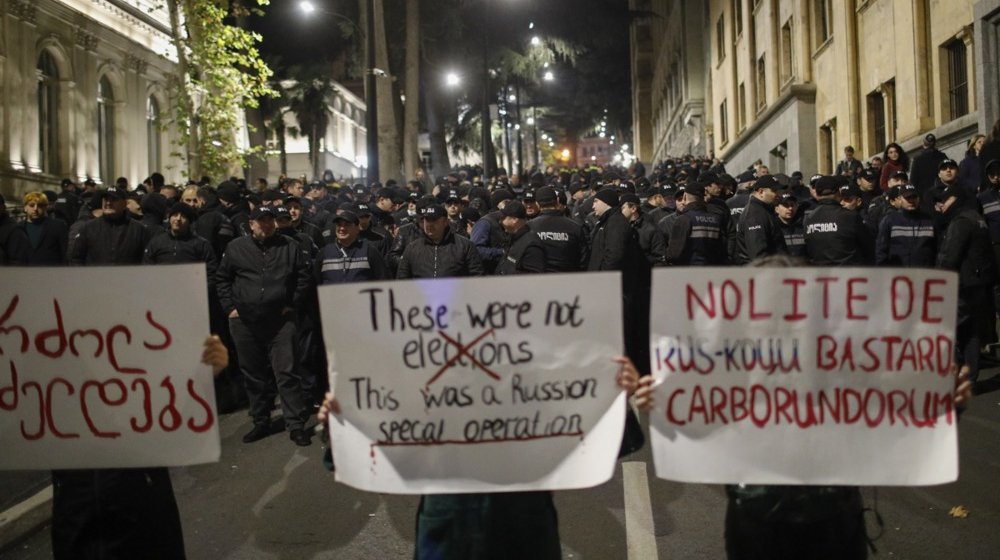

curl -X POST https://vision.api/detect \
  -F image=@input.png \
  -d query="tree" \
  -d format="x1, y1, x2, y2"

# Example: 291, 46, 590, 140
286, 69, 336, 181
165, 0, 276, 180
402, 0, 421, 179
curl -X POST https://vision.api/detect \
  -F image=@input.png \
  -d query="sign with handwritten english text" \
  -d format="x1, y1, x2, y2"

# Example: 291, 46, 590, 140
0, 265, 219, 469
648, 268, 959, 486
319, 273, 625, 494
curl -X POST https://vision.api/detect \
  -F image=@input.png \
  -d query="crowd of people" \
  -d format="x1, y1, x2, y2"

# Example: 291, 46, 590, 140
0, 120, 997, 559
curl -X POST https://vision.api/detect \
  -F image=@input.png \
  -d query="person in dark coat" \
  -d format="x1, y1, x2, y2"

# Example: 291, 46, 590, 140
775, 193, 806, 259
528, 187, 589, 272
958, 134, 985, 193
875, 185, 936, 267
0, 193, 30, 265
19, 191, 67, 265
803, 176, 874, 266
935, 184, 996, 383
588, 187, 650, 376
470, 190, 514, 273
621, 193, 666, 266
664, 182, 727, 265
216, 206, 314, 447
70, 188, 153, 265
909, 134, 948, 194
495, 201, 545, 275
216, 181, 251, 238
143, 203, 218, 275
397, 205, 483, 279
733, 175, 788, 264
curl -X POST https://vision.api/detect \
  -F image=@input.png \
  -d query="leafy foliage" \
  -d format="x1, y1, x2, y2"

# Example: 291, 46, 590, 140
167, 0, 277, 179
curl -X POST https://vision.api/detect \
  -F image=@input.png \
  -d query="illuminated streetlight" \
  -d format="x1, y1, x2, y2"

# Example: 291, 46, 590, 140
531, 36, 541, 46
599, 132, 606, 138
529, 22, 534, 29
299, 0, 316, 14
526, 117, 535, 125
543, 71, 554, 81
560, 148, 570, 160
508, 94, 517, 102
445, 72, 460, 87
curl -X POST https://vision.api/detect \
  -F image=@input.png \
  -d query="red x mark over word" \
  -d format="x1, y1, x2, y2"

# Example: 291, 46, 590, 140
425, 328, 500, 387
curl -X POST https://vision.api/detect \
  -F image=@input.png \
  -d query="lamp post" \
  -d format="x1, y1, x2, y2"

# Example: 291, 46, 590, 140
298, 0, 378, 183
364, 0, 379, 184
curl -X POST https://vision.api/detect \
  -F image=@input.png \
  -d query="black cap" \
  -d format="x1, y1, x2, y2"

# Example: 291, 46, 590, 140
250, 206, 276, 220
356, 203, 372, 215
104, 188, 127, 200
839, 183, 862, 198
890, 170, 909, 181
445, 189, 462, 202
501, 200, 527, 219
814, 176, 843, 195
61, 178, 75, 188
273, 206, 292, 220
216, 181, 241, 203
684, 182, 706, 197
620, 193, 641, 206
490, 189, 515, 208
535, 187, 557, 205
736, 171, 756, 184
925, 133, 937, 145
460, 207, 481, 223
753, 175, 781, 191
778, 193, 798, 205
594, 188, 620, 207
167, 202, 198, 222
420, 204, 447, 220
333, 211, 360, 225
986, 159, 1000, 176
938, 158, 959, 170
376, 187, 394, 199
899, 184, 920, 198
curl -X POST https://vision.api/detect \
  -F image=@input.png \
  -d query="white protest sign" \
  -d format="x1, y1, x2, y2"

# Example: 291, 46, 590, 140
0, 265, 220, 469
319, 273, 625, 494
649, 267, 959, 486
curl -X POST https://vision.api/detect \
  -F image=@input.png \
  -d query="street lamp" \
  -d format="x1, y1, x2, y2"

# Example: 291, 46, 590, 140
530, 36, 541, 46
543, 71, 554, 82
297, 0, 378, 183
445, 72, 461, 87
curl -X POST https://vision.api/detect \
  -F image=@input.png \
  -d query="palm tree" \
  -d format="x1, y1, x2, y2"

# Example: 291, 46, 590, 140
286, 68, 335, 181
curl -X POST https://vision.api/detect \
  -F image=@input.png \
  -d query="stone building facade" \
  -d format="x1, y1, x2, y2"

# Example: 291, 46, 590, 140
629, 0, 712, 165
631, 0, 1000, 175
1, 0, 182, 199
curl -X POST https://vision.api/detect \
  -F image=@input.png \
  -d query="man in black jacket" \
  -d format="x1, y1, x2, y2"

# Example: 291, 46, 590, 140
216, 206, 314, 446
529, 187, 588, 272
0, 194, 30, 265
803, 176, 874, 266
910, 134, 948, 194
935, 184, 996, 383
397, 204, 484, 279
875, 185, 936, 267
664, 182, 727, 265
733, 175, 787, 264
143, 203, 218, 276
20, 191, 67, 265
496, 201, 545, 275
70, 188, 153, 265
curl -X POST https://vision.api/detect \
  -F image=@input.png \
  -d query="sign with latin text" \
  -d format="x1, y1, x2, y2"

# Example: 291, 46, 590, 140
0, 265, 219, 469
319, 273, 625, 494
648, 268, 959, 485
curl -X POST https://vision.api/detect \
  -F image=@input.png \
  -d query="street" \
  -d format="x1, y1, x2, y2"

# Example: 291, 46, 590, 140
4, 374, 999, 560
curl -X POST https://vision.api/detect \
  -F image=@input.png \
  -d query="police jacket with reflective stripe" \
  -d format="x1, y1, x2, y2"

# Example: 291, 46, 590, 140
316, 237, 388, 284
665, 202, 727, 265
875, 210, 936, 267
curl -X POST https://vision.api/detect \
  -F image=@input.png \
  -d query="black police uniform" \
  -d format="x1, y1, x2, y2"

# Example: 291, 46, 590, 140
875, 209, 936, 267
802, 200, 874, 265
664, 200, 727, 265
734, 197, 787, 265
528, 209, 589, 272
496, 227, 546, 275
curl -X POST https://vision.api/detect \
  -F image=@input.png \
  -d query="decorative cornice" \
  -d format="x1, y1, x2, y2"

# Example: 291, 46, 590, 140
124, 53, 149, 75
75, 28, 100, 51
8, 0, 38, 25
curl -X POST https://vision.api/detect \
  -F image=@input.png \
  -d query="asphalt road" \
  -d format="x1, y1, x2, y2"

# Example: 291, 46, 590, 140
4, 374, 1000, 560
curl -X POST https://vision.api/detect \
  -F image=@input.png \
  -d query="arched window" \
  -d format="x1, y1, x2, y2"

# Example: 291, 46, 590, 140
97, 76, 115, 182
37, 51, 60, 174
147, 96, 161, 172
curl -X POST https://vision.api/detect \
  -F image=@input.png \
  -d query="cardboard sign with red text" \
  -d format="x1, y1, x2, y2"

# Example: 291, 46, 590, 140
0, 265, 219, 469
649, 268, 959, 486
319, 273, 626, 494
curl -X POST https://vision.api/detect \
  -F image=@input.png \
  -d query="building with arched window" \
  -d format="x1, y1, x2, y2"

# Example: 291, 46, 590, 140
1, 0, 180, 199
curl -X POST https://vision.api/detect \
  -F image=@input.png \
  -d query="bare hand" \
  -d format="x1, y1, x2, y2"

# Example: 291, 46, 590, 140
317, 391, 341, 424
634, 376, 657, 412
201, 335, 229, 376
955, 364, 972, 409
228, 309, 239, 319
613, 355, 640, 395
